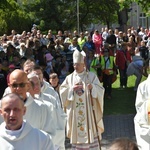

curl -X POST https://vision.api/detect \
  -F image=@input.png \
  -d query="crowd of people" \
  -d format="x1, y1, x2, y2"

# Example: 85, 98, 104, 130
0, 24, 150, 149
0, 26, 150, 97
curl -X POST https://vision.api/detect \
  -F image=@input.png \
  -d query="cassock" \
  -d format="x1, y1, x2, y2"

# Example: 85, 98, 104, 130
0, 120, 54, 150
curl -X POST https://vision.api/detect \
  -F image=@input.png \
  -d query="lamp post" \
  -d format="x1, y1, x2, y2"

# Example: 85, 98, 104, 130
77, 0, 79, 34
136, 3, 139, 29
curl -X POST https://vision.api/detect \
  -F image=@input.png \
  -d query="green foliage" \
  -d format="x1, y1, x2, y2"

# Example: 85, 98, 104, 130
1, 0, 150, 33
0, 17, 7, 34
0, 0, 31, 35
71, 0, 119, 30
22, 0, 66, 31
39, 20, 45, 30
135, 0, 150, 12
118, 0, 132, 10
91, 0, 119, 28
118, 0, 150, 16
20, 0, 120, 32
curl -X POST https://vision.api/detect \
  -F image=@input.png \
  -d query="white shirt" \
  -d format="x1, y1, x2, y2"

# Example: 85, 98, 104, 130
102, 31, 108, 41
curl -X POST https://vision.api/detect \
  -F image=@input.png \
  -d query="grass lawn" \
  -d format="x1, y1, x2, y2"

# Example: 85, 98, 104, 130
103, 74, 148, 115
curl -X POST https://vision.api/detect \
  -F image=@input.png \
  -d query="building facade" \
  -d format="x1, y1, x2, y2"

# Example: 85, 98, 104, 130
129, 2, 150, 29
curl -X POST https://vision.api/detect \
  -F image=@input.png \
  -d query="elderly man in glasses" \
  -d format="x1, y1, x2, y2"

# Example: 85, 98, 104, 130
0, 69, 57, 148
27, 72, 66, 150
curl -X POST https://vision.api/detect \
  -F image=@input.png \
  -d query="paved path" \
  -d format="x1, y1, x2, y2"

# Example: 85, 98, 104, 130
65, 114, 136, 150
101, 114, 135, 149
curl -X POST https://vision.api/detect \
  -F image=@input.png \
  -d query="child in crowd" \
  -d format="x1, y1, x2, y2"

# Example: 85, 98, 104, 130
49, 73, 60, 93
44, 51, 54, 75
49, 73, 62, 108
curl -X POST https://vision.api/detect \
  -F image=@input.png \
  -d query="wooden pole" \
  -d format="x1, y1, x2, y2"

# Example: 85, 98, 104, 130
89, 88, 102, 150
77, 0, 79, 34
85, 55, 102, 149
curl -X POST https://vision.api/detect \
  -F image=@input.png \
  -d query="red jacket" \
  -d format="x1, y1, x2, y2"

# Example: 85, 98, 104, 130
115, 50, 131, 70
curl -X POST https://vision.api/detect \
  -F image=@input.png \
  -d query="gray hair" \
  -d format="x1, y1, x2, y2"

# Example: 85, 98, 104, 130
27, 72, 39, 80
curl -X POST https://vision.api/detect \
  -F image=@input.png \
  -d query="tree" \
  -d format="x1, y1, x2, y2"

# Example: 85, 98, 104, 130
21, 0, 119, 32
118, 0, 150, 15
22, 0, 74, 32
90, 0, 119, 29
1, 0, 149, 35
0, 0, 31, 35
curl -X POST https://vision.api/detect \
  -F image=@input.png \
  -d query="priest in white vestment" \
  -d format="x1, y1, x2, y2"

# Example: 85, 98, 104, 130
135, 74, 150, 113
27, 72, 67, 150
134, 99, 150, 150
134, 70, 150, 150
0, 70, 57, 145
31, 65, 63, 111
59, 49, 105, 149
0, 93, 54, 150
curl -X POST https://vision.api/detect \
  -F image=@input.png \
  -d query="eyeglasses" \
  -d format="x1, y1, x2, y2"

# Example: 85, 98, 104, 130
10, 83, 27, 88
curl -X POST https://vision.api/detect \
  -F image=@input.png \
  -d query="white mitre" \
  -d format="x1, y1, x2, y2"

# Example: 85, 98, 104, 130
73, 49, 86, 64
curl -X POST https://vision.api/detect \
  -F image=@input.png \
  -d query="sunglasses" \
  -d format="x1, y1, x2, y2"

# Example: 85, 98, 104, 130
10, 83, 27, 88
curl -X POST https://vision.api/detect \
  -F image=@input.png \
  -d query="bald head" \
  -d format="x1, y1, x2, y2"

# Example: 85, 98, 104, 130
10, 69, 28, 82
9, 69, 29, 100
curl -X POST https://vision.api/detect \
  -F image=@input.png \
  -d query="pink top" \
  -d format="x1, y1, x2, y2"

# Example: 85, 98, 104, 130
92, 33, 102, 45
45, 53, 53, 62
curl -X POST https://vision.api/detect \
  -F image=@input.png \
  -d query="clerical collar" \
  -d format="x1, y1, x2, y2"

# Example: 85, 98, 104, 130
5, 121, 25, 136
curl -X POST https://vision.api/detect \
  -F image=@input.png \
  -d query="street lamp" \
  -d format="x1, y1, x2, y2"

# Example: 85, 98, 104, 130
77, 0, 79, 34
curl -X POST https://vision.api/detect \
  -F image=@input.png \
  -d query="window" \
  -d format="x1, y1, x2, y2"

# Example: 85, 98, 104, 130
139, 13, 146, 28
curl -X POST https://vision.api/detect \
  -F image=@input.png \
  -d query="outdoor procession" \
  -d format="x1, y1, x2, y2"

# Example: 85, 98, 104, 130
0, 0, 150, 150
